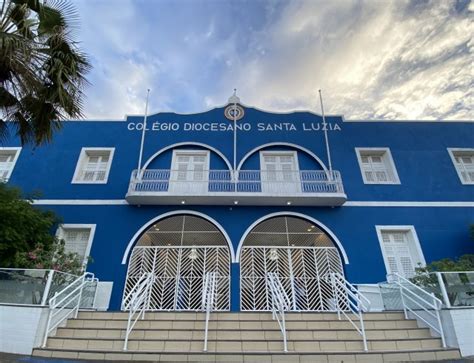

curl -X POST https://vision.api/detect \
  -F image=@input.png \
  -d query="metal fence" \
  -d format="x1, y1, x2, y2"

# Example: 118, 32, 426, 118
0, 268, 97, 308
128, 169, 344, 195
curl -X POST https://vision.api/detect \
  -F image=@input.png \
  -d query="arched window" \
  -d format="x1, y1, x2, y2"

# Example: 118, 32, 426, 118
123, 214, 230, 311
240, 216, 344, 311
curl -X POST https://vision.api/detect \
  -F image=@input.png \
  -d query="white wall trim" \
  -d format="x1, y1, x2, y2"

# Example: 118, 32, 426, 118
344, 201, 474, 207
56, 223, 96, 266
355, 147, 401, 185
375, 225, 426, 278
142, 142, 232, 171
235, 211, 349, 264
237, 142, 328, 171
71, 147, 115, 184
0, 146, 22, 182
447, 147, 474, 185
32, 199, 128, 205
121, 210, 236, 264
29, 199, 474, 207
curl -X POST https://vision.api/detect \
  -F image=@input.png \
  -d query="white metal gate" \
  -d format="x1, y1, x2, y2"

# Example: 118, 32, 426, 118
241, 246, 343, 311
124, 246, 230, 311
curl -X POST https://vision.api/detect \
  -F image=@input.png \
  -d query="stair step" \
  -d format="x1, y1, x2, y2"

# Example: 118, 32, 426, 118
77, 311, 406, 321
66, 319, 419, 330
38, 311, 459, 361
32, 347, 462, 362
45, 336, 442, 352
55, 327, 434, 340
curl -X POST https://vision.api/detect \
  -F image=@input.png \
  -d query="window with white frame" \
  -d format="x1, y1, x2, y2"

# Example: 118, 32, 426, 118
72, 148, 114, 183
448, 148, 474, 185
169, 150, 210, 193
376, 226, 425, 279
0, 147, 21, 182
57, 224, 96, 265
356, 148, 400, 184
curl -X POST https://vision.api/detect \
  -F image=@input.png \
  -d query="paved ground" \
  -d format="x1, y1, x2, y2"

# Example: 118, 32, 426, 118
1, 353, 473, 363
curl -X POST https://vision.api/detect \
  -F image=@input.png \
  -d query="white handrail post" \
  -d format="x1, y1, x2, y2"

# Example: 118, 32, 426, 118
434, 300, 447, 348
331, 273, 341, 320
91, 278, 99, 309
146, 273, 153, 313
42, 292, 57, 348
436, 272, 451, 308
359, 312, 368, 351
203, 271, 217, 352
41, 270, 55, 306
398, 278, 409, 320
75, 274, 85, 318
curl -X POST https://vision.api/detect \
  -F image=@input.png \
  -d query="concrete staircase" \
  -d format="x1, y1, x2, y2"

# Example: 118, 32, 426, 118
33, 311, 460, 362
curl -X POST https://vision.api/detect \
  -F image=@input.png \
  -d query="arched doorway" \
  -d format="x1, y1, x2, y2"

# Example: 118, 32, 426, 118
240, 215, 344, 311
123, 214, 231, 311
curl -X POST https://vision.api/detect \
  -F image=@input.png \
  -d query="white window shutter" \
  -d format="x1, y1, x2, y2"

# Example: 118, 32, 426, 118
381, 231, 416, 278
455, 154, 474, 183
0, 152, 15, 180
358, 149, 398, 184
62, 228, 91, 261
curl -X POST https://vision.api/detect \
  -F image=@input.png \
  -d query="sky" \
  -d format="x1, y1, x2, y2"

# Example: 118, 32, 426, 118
74, 0, 473, 120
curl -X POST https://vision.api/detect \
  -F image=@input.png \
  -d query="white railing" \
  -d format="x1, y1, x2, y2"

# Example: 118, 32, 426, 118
42, 272, 95, 347
202, 272, 217, 352
389, 273, 446, 347
266, 272, 291, 352
0, 268, 80, 306
128, 169, 344, 195
432, 271, 474, 308
327, 272, 369, 351
123, 272, 155, 351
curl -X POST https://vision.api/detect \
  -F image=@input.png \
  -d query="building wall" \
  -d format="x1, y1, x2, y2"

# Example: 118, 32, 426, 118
3, 105, 473, 311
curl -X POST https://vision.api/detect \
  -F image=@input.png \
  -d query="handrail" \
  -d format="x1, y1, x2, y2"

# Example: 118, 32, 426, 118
327, 272, 369, 351
389, 273, 446, 347
128, 169, 345, 194
42, 272, 95, 348
266, 272, 291, 352
123, 272, 155, 350
202, 272, 217, 352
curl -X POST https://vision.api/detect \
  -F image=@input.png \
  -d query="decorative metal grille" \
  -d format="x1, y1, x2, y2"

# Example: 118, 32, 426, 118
124, 246, 230, 311
241, 247, 343, 311
240, 216, 344, 311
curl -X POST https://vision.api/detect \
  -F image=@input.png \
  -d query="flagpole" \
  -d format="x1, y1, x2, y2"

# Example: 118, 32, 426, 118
319, 89, 333, 177
137, 89, 151, 179
233, 88, 237, 174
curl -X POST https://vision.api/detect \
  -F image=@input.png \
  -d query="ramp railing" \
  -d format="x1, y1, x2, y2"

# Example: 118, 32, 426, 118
202, 271, 217, 352
389, 273, 446, 347
266, 272, 291, 352
123, 272, 155, 350
327, 272, 370, 351
42, 272, 95, 347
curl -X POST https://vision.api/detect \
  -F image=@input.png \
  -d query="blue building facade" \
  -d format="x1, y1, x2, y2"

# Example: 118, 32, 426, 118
2, 97, 473, 311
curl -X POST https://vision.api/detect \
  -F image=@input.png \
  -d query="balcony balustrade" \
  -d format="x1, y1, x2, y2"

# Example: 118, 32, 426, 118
125, 169, 346, 206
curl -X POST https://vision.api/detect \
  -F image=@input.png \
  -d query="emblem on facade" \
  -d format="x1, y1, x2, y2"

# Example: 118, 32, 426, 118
224, 104, 245, 121
225, 89, 245, 121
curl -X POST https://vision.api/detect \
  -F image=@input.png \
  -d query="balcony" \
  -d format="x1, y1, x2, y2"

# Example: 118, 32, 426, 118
125, 169, 347, 206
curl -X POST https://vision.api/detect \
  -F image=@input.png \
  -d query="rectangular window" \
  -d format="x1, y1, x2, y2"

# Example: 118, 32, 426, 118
0, 147, 21, 182
356, 148, 400, 184
448, 148, 474, 185
72, 148, 115, 184
260, 151, 300, 193
170, 150, 210, 193
56, 224, 96, 266
376, 226, 425, 279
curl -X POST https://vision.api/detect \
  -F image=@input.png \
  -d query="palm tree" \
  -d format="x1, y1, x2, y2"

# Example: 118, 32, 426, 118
0, 0, 90, 145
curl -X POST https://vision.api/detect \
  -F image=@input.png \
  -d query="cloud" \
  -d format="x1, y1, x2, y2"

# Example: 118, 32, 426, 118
75, 0, 473, 120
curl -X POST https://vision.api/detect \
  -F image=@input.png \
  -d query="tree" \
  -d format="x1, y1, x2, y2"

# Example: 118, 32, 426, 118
0, 183, 84, 274
0, 0, 90, 146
